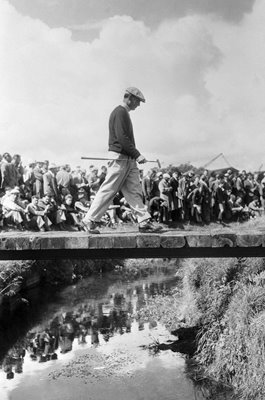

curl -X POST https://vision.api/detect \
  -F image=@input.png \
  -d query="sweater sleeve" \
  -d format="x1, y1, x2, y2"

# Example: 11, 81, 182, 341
113, 108, 140, 159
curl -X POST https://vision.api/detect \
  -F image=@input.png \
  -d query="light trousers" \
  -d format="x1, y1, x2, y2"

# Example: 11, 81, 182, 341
83, 153, 150, 224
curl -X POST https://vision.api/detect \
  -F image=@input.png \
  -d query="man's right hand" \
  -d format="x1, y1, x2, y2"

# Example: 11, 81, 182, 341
136, 155, 146, 164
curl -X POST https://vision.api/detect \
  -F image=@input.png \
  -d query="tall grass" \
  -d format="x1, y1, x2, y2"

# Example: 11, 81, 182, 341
185, 257, 265, 399
138, 257, 265, 399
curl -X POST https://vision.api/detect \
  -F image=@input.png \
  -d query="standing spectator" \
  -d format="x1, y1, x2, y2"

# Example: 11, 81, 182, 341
200, 175, 211, 224
0, 153, 17, 190
24, 160, 36, 189
190, 182, 204, 224
235, 170, 246, 199
56, 165, 72, 197
185, 172, 197, 221
158, 173, 173, 224
72, 167, 89, 198
215, 175, 228, 224
177, 173, 187, 220
142, 170, 152, 205
87, 168, 100, 196
33, 161, 44, 198
43, 164, 58, 200
244, 173, 255, 205
86, 165, 96, 182
169, 171, 179, 222
42, 160, 49, 173
150, 171, 163, 199
11, 154, 24, 186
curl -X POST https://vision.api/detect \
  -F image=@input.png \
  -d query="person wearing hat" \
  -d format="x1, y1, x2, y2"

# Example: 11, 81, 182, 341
82, 87, 163, 233
2, 187, 26, 230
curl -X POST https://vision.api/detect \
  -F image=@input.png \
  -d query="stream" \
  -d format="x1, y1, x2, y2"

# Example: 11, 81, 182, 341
0, 262, 234, 400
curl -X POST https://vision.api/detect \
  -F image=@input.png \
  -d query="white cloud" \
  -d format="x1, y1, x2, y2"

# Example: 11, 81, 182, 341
1, 0, 265, 170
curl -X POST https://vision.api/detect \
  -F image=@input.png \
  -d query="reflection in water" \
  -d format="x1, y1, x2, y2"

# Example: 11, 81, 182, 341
0, 269, 178, 381
0, 266, 234, 400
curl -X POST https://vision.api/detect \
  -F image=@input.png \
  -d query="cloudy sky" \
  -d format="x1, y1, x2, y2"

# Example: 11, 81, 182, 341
1, 0, 265, 170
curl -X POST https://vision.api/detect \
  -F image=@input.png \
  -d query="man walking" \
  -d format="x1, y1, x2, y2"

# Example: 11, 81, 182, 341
82, 87, 162, 234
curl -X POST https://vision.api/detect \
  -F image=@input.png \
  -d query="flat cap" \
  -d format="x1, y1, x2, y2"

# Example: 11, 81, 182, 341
125, 87, 146, 103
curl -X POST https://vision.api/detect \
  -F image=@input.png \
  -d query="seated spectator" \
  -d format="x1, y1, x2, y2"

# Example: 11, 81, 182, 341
149, 196, 164, 222
61, 194, 82, 230
74, 187, 90, 218
38, 194, 66, 230
119, 197, 137, 223
2, 188, 27, 230
26, 195, 52, 232
227, 193, 244, 221
248, 197, 264, 218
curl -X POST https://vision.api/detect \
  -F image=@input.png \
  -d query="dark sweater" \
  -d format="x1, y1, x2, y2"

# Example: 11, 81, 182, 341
108, 105, 140, 159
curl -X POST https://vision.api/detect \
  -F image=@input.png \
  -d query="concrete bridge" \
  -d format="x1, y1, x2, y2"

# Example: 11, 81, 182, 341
1, 227, 265, 260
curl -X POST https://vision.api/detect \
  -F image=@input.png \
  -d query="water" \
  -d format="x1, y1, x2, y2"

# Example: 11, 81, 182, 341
0, 264, 233, 400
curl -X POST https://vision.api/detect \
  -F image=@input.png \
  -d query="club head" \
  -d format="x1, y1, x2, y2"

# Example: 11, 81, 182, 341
156, 159, 161, 168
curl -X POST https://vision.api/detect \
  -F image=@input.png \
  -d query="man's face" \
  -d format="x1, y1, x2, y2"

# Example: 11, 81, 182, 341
65, 197, 72, 205
4, 153, 11, 163
43, 196, 50, 204
129, 95, 140, 111
32, 197, 38, 206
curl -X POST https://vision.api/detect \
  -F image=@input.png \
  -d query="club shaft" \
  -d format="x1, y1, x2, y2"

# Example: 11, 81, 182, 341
81, 157, 158, 163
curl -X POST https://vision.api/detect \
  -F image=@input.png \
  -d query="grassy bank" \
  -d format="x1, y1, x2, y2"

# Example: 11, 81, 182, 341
139, 257, 265, 400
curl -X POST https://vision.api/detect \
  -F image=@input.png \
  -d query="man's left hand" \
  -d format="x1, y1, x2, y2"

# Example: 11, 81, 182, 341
137, 155, 146, 164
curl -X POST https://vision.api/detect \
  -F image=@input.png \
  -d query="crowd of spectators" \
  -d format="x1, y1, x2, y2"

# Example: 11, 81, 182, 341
0, 151, 264, 231
144, 168, 265, 226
